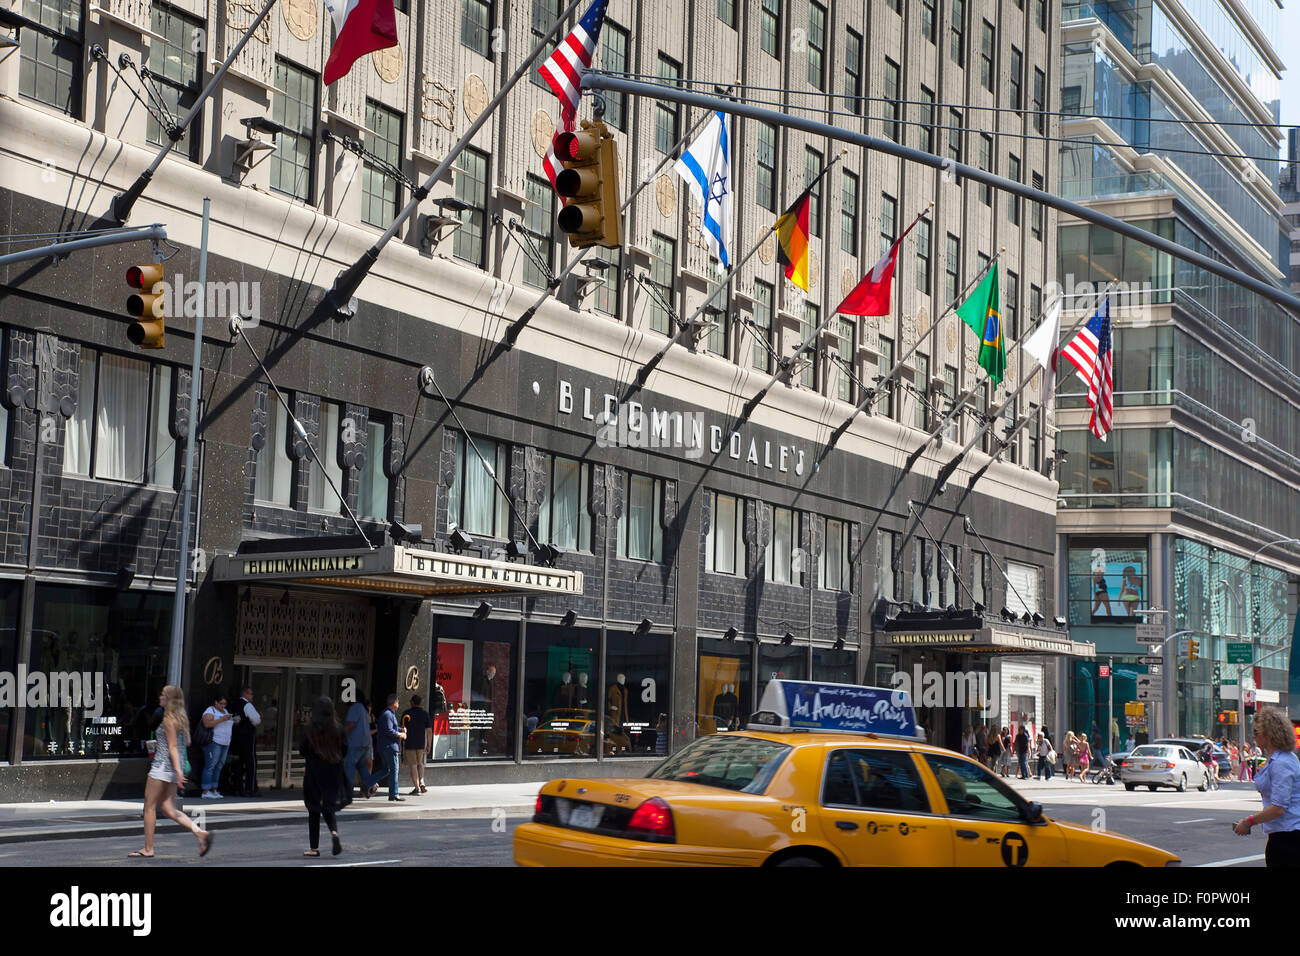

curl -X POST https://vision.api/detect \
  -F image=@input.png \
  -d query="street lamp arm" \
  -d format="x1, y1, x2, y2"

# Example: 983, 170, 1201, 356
1249, 538, 1300, 565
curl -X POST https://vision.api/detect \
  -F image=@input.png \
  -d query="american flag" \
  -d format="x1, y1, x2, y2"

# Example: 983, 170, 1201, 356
1061, 299, 1114, 440
538, 0, 609, 132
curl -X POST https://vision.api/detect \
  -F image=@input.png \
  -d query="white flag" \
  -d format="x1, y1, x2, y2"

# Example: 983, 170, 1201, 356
673, 111, 733, 267
1022, 294, 1062, 419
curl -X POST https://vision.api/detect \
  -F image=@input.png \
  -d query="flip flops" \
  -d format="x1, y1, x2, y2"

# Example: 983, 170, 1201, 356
128, 850, 154, 858
198, 831, 213, 857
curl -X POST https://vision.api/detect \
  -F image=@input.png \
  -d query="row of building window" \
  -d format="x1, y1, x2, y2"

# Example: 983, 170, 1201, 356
876, 529, 1042, 615
702, 492, 853, 592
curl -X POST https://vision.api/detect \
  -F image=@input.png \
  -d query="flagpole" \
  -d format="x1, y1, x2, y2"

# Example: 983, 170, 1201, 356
109, 0, 280, 224
326, 0, 589, 313
506, 93, 731, 344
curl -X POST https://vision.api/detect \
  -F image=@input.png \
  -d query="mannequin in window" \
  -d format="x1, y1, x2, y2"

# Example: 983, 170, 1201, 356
554, 671, 576, 709
712, 683, 740, 730
607, 673, 628, 728
575, 672, 592, 709
472, 664, 497, 756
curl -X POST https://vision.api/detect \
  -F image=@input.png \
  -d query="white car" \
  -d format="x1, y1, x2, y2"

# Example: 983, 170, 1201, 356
1121, 744, 1212, 792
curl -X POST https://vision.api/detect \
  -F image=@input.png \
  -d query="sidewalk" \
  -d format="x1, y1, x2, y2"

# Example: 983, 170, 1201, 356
0, 782, 547, 845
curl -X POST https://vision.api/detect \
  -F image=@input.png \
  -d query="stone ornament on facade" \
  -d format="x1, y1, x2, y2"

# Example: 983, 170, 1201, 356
281, 0, 317, 40
463, 73, 489, 121
421, 76, 456, 132
808, 251, 819, 289
372, 44, 402, 84
916, 305, 930, 337
530, 110, 555, 157
655, 174, 676, 219
757, 233, 775, 265
841, 268, 856, 300
944, 316, 958, 354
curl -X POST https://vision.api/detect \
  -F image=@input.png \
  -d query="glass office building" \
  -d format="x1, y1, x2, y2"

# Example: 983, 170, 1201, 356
1056, 0, 1297, 745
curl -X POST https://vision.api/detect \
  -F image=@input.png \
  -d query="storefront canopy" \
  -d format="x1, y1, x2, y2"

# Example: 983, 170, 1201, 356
882, 624, 1095, 657
213, 542, 584, 600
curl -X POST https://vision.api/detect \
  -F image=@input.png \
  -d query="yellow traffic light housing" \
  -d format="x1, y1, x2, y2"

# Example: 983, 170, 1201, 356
126, 264, 166, 349
555, 120, 621, 249
1188, 639, 1200, 661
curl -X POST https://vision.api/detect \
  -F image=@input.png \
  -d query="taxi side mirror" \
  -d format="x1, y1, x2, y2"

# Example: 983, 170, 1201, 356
1024, 801, 1045, 825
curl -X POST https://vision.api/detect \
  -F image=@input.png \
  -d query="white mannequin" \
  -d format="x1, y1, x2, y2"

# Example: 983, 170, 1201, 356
561, 672, 571, 684
617, 673, 626, 685
577, 673, 589, 687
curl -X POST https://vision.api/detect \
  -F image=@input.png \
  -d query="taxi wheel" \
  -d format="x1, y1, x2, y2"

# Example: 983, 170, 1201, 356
1176, 774, 1186, 793
1147, 785, 1158, 791
765, 848, 839, 867
1124, 783, 1135, 791
773, 856, 823, 867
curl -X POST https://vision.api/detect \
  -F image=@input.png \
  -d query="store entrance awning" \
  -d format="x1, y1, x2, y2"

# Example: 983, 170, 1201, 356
213, 543, 583, 599
882, 625, 1094, 657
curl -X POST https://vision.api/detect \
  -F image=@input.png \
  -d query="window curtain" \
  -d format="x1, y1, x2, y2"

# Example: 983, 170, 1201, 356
462, 436, 497, 536
150, 366, 175, 486
715, 494, 736, 574
773, 507, 792, 584
63, 352, 95, 476
255, 400, 293, 505
550, 456, 580, 549
358, 419, 389, 518
627, 474, 653, 560
310, 402, 342, 513
1005, 560, 1039, 615
95, 353, 148, 481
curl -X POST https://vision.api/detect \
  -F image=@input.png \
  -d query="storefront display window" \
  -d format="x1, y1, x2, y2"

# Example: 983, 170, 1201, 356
757, 641, 808, 701
0, 580, 19, 761
1067, 543, 1149, 625
431, 616, 516, 761
23, 586, 173, 760
523, 624, 599, 759
812, 645, 856, 683
1072, 658, 1149, 752
604, 631, 671, 757
697, 638, 753, 737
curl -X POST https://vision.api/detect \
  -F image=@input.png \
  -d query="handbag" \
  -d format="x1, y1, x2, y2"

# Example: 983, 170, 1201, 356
192, 713, 213, 748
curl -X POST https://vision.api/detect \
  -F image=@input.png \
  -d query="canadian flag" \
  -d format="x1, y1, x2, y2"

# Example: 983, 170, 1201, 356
323, 0, 399, 85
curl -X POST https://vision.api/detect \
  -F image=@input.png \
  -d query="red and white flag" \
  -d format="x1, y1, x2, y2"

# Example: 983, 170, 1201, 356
1061, 298, 1114, 439
323, 0, 399, 85
834, 216, 922, 317
538, 0, 609, 132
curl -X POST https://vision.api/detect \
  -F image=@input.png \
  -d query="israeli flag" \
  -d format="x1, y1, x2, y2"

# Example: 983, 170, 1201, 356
674, 111, 733, 267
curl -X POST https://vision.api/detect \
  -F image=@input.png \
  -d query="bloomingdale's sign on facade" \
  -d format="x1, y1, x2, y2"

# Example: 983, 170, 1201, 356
558, 378, 811, 477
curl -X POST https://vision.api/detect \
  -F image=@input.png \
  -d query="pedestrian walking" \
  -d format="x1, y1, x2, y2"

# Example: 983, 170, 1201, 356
999, 728, 1013, 776
1078, 734, 1093, 780
362, 694, 407, 801
1229, 741, 1240, 781
961, 725, 976, 757
230, 685, 262, 796
1035, 733, 1055, 780
300, 696, 350, 857
1233, 707, 1300, 867
975, 724, 988, 767
1064, 732, 1080, 781
985, 725, 1003, 771
342, 691, 371, 798
401, 694, 433, 795
200, 693, 238, 798
131, 686, 211, 858
1015, 725, 1031, 779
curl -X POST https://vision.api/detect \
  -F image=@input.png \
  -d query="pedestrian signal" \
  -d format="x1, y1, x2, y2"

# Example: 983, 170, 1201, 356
555, 120, 622, 249
1218, 710, 1238, 725
126, 264, 165, 349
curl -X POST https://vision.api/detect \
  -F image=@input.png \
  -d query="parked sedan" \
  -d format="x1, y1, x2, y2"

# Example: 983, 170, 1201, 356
1121, 745, 1211, 792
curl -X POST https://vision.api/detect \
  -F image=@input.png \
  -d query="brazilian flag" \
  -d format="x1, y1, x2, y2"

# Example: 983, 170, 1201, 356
956, 263, 1005, 385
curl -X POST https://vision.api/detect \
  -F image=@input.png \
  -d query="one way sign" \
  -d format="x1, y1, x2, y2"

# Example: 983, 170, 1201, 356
1136, 675, 1162, 701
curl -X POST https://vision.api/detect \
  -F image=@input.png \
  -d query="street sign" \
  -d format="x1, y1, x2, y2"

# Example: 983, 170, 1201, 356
1138, 656, 1164, 665
1098, 664, 1110, 678
1227, 642, 1252, 664
1135, 675, 1162, 701
1136, 623, 1164, 643
1148, 664, 1161, 675
1144, 643, 1164, 653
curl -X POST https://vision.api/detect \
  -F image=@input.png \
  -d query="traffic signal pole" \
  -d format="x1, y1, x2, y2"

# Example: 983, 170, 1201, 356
0, 224, 167, 269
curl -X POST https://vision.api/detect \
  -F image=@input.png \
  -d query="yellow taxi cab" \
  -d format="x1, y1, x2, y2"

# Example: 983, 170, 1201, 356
513, 680, 1180, 867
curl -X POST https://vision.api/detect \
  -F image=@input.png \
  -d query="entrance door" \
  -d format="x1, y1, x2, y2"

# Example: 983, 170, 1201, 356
287, 672, 340, 787
245, 667, 342, 790
249, 669, 284, 792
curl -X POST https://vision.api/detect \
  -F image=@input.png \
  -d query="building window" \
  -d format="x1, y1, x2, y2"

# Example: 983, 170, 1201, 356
945, 234, 960, 303
950, 0, 965, 65
362, 100, 403, 227
656, 55, 681, 153
807, 2, 826, 89
972, 551, 987, 606
801, 302, 819, 389
148, 3, 203, 161
617, 472, 663, 562
883, 59, 901, 142
648, 232, 676, 335
752, 280, 774, 371
887, 0, 901, 13
448, 432, 509, 539
756, 122, 777, 212
978, 134, 993, 205
717, 0, 736, 28
64, 349, 174, 487
765, 505, 800, 584
255, 394, 293, 506
18, 0, 83, 118
805, 147, 823, 238
705, 491, 744, 575
1006, 270, 1020, 340
844, 28, 863, 114
600, 20, 629, 128
916, 219, 931, 295
1036, 0, 1047, 30
881, 193, 897, 257
942, 365, 958, 442
538, 453, 592, 551
980, 20, 995, 94
453, 147, 489, 268
461, 0, 493, 57
706, 264, 728, 356
940, 543, 959, 606
591, 251, 621, 319
835, 317, 856, 402
271, 59, 317, 203
530, 0, 561, 90
947, 110, 962, 164
1010, 47, 1023, 112
976, 382, 989, 452
1032, 67, 1046, 133
308, 401, 343, 513
920, 0, 936, 43
358, 417, 390, 519
914, 353, 929, 429
760, 0, 781, 58
820, 518, 850, 591
1005, 560, 1039, 616
1030, 284, 1042, 325
523, 174, 555, 289
1031, 171, 1044, 240
841, 169, 859, 256
1002, 398, 1018, 463
918, 87, 935, 154
1027, 404, 1041, 470
877, 530, 898, 601
878, 336, 895, 419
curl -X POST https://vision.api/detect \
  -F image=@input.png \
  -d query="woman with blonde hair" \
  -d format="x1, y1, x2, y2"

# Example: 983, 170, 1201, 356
1233, 706, 1300, 867
130, 685, 212, 858
1063, 731, 1079, 781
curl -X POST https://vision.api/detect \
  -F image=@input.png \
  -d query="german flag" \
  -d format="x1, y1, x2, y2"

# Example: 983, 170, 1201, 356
775, 188, 812, 292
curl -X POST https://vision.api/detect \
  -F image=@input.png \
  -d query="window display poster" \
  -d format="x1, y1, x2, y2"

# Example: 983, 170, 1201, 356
432, 639, 469, 759
698, 655, 741, 736
546, 646, 595, 714
1088, 547, 1146, 621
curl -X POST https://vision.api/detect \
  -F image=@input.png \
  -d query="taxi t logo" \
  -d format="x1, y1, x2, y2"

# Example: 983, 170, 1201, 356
1001, 832, 1029, 867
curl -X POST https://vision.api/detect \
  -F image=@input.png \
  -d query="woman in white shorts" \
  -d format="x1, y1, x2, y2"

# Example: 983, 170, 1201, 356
131, 686, 212, 858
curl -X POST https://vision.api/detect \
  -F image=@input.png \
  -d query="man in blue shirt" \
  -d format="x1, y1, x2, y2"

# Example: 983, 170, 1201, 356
342, 692, 372, 798
362, 694, 407, 801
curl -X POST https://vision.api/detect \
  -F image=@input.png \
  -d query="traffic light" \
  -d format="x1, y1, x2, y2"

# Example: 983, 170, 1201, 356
1218, 710, 1239, 725
1188, 638, 1200, 660
126, 264, 165, 349
554, 120, 622, 249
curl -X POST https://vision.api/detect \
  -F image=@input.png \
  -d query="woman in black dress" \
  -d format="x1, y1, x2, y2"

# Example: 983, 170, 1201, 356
300, 696, 351, 856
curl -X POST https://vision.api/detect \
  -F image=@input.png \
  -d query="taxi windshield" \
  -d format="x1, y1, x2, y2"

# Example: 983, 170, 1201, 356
648, 736, 791, 794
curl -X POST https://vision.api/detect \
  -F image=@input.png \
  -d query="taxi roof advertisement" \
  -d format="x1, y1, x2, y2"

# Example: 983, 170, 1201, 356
765, 681, 920, 738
